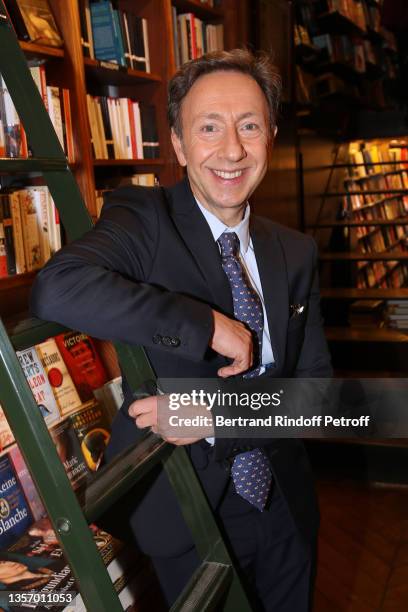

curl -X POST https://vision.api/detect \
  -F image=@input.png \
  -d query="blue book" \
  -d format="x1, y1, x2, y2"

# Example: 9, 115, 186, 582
112, 10, 126, 67
0, 454, 33, 549
90, 0, 122, 64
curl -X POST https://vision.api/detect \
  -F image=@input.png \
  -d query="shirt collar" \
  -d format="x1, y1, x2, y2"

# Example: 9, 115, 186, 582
194, 198, 251, 254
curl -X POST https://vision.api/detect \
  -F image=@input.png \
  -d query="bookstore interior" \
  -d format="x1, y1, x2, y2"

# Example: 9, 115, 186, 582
0, 0, 408, 610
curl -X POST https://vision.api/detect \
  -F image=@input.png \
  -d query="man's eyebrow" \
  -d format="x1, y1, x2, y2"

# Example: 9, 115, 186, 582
194, 111, 259, 121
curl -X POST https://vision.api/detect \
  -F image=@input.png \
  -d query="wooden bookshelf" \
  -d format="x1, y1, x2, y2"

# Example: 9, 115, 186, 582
19, 40, 65, 58
0, 0, 249, 320
325, 326, 408, 342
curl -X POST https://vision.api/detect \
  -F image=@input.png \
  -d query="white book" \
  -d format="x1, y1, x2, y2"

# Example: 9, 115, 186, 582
122, 12, 134, 69
47, 191, 61, 254
16, 346, 60, 426
30, 186, 51, 264
132, 102, 143, 159
107, 98, 120, 159
84, 0, 95, 59
119, 98, 132, 159
142, 18, 151, 73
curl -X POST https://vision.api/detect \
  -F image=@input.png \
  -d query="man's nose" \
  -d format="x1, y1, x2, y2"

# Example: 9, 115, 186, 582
218, 126, 246, 162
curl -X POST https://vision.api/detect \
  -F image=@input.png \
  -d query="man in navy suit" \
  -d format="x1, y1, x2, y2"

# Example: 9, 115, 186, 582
31, 49, 332, 611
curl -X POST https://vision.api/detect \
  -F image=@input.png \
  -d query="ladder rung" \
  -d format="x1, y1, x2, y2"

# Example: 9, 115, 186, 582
170, 561, 232, 612
9, 317, 69, 350
0, 157, 69, 173
83, 432, 171, 522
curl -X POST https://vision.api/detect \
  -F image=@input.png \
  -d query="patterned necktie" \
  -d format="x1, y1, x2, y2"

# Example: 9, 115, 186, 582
217, 231, 272, 511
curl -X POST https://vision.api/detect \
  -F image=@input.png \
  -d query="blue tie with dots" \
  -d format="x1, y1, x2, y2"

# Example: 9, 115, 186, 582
217, 231, 272, 511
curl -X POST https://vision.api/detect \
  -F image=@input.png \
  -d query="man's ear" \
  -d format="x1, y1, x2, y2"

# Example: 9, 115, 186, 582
171, 128, 187, 167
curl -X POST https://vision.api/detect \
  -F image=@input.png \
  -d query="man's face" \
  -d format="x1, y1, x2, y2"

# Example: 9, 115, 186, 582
171, 71, 275, 220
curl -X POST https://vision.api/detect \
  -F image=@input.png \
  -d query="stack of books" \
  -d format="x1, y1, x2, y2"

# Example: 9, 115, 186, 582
0, 69, 74, 161
172, 10, 224, 68
86, 95, 159, 160
0, 186, 61, 277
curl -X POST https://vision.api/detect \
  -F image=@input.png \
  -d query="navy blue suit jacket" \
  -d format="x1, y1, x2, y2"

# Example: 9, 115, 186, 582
30, 177, 332, 557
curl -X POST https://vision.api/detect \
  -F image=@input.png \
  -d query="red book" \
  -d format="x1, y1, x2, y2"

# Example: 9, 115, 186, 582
55, 331, 108, 402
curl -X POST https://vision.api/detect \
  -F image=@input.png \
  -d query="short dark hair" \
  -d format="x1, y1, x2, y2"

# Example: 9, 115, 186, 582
168, 48, 282, 138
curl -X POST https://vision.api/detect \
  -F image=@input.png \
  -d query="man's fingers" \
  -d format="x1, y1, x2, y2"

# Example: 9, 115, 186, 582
128, 396, 157, 418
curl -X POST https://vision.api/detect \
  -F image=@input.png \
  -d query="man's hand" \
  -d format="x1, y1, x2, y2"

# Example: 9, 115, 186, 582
128, 396, 204, 446
210, 310, 253, 377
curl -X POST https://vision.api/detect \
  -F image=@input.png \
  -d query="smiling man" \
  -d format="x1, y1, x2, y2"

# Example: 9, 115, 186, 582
31, 49, 332, 611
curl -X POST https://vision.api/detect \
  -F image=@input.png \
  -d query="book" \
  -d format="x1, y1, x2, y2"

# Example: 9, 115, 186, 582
93, 376, 124, 421
140, 104, 160, 159
16, 346, 60, 426
91, 0, 124, 65
8, 445, 46, 521
0, 75, 27, 158
35, 338, 82, 417
18, 188, 42, 270
0, 454, 33, 548
0, 214, 7, 278
49, 417, 89, 491
14, 0, 63, 47
54, 331, 108, 402
69, 401, 111, 471
0, 403, 15, 451
9, 190, 26, 274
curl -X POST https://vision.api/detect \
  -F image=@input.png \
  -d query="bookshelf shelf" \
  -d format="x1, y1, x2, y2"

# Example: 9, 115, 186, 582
93, 159, 164, 167
320, 190, 408, 197
19, 40, 64, 58
325, 326, 408, 342
0, 271, 37, 291
83, 58, 162, 86
172, 0, 224, 20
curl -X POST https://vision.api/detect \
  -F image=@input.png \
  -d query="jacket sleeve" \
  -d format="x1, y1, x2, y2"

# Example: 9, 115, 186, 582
30, 190, 214, 363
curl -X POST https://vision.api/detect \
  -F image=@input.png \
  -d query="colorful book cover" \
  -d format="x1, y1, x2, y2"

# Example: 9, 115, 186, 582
8, 445, 46, 522
15, 0, 63, 47
0, 454, 33, 549
49, 418, 89, 491
54, 331, 108, 402
2, 519, 128, 610
69, 402, 110, 471
35, 338, 82, 417
0, 403, 15, 451
0, 193, 17, 275
16, 346, 60, 426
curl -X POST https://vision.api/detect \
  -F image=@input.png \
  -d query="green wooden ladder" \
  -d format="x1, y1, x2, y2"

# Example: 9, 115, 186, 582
0, 4, 252, 611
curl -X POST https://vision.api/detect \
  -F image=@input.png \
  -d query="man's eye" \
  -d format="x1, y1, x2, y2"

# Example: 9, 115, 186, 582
242, 123, 258, 131
201, 125, 217, 133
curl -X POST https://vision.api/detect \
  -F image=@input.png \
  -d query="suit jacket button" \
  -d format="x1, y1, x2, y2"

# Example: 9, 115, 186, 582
162, 336, 172, 346
171, 337, 180, 347
152, 334, 162, 344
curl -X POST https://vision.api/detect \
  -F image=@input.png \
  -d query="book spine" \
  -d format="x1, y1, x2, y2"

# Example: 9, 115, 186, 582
47, 86, 65, 151
0, 195, 17, 275
9, 191, 26, 273
19, 189, 41, 271
127, 98, 137, 159
142, 18, 151, 72
132, 101, 143, 159
32, 186, 51, 265
62, 89, 75, 163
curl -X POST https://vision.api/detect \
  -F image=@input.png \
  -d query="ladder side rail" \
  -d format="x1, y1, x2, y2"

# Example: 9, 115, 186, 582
0, 320, 122, 611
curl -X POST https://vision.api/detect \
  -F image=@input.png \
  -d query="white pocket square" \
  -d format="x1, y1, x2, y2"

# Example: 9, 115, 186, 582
289, 303, 305, 318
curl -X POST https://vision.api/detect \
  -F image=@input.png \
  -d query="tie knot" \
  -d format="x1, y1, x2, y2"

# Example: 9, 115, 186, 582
217, 232, 240, 258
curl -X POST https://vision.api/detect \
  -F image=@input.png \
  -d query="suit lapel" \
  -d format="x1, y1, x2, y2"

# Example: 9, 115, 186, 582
164, 178, 233, 315
250, 216, 289, 372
